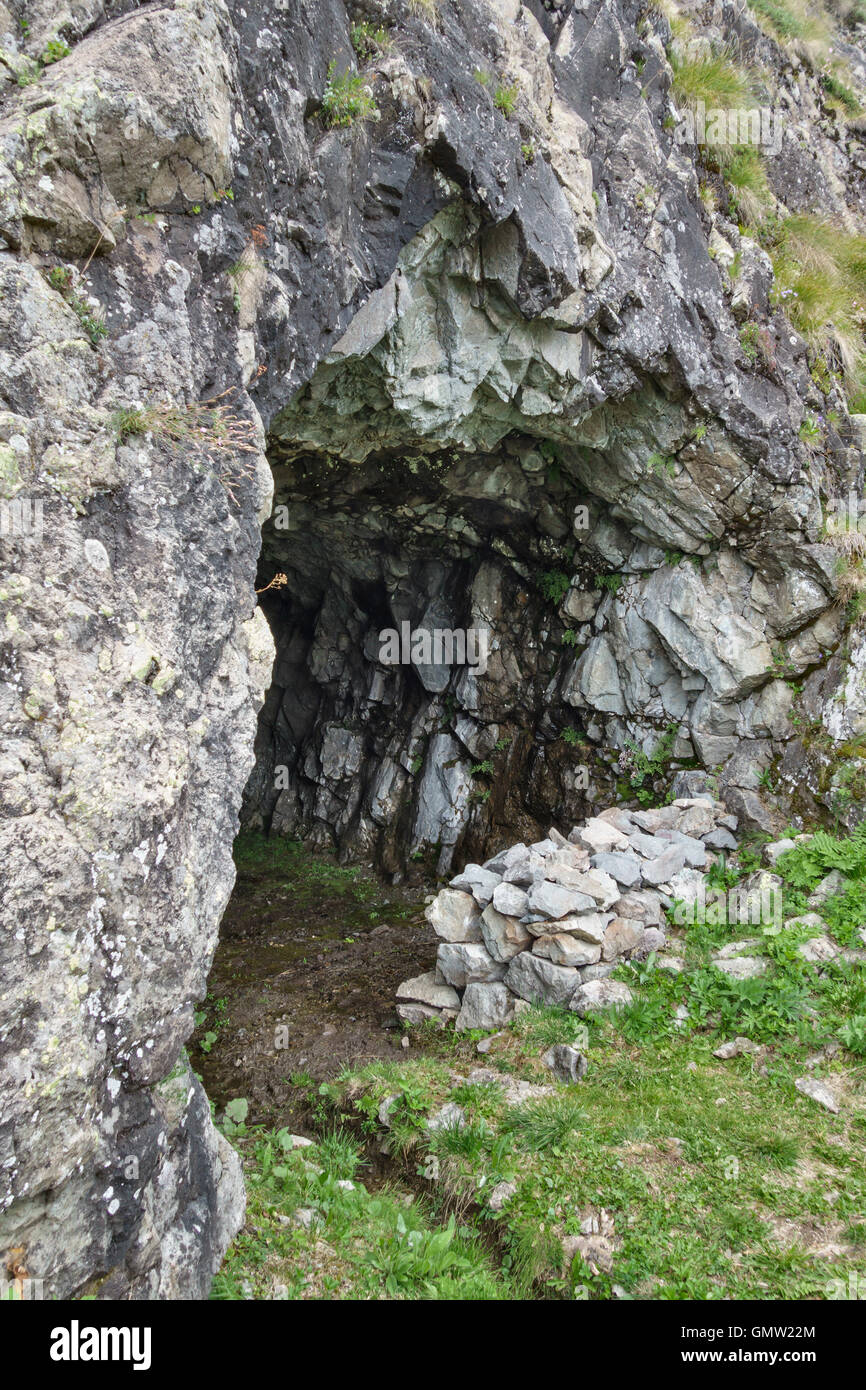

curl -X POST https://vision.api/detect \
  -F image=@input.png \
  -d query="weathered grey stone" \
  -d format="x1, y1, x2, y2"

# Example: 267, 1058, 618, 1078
492, 881, 530, 916
532, 933, 602, 967
641, 845, 687, 885
794, 1077, 839, 1113
450, 864, 501, 905
455, 983, 515, 1032
427, 1102, 466, 1132
713, 1037, 762, 1059
488, 1179, 518, 1211
614, 890, 663, 925
570, 979, 634, 1015
602, 918, 645, 961
542, 1044, 588, 1084
807, 871, 847, 908
526, 910, 613, 944
703, 827, 739, 852
631, 926, 667, 960
591, 851, 642, 888
504, 952, 579, 1008
480, 904, 532, 962
397, 972, 461, 1010
797, 936, 838, 964
425, 889, 483, 942
527, 879, 595, 919
436, 942, 507, 989
712, 956, 767, 979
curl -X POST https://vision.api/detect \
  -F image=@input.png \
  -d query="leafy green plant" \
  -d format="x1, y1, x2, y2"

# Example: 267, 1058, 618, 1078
321, 61, 379, 127
350, 21, 391, 62
539, 570, 570, 604
647, 451, 676, 477
622, 723, 679, 804
739, 319, 775, 369
42, 38, 70, 63
594, 573, 623, 594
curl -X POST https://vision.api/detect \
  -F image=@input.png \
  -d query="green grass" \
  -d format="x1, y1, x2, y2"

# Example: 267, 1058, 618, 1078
671, 50, 754, 113
746, 0, 829, 42
212, 827, 866, 1301
767, 215, 866, 401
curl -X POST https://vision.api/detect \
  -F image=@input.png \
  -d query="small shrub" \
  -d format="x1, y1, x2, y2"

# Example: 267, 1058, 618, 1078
539, 570, 570, 604
321, 61, 379, 127
350, 22, 391, 63
42, 38, 70, 63
493, 82, 519, 118
46, 266, 107, 346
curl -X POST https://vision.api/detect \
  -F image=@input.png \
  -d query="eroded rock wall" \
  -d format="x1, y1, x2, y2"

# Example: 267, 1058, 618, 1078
0, 0, 864, 1299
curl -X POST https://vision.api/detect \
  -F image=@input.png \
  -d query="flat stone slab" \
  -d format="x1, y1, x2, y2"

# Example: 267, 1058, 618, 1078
532, 933, 602, 967
794, 1076, 839, 1113
591, 851, 641, 888
396, 971, 460, 1010
526, 879, 595, 919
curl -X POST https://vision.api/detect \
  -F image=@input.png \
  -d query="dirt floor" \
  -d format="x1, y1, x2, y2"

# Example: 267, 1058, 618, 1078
191, 835, 437, 1130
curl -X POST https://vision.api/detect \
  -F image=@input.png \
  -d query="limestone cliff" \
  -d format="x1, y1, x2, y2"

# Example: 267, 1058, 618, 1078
0, 0, 864, 1297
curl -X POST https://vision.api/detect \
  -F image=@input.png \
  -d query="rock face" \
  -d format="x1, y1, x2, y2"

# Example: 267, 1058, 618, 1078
0, 0, 864, 1302
239, 0, 866, 869
397, 799, 739, 1024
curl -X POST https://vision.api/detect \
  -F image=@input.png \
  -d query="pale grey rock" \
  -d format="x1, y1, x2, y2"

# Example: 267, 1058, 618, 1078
527, 879, 595, 919
713, 1037, 762, 1059
575, 817, 630, 854
642, 845, 687, 885
763, 838, 796, 866
796, 936, 838, 964
632, 926, 667, 960
703, 827, 739, 851
591, 851, 641, 888
505, 952, 579, 1008
807, 871, 846, 908
570, 979, 634, 1015
794, 1077, 839, 1113
396, 972, 461, 1010
425, 889, 483, 942
427, 1102, 466, 1132
532, 933, 602, 967
712, 956, 767, 979
614, 890, 663, 925
487, 1180, 518, 1211
450, 864, 501, 905
480, 904, 532, 962
602, 918, 645, 961
455, 982, 515, 1032
527, 910, 612, 944
492, 881, 530, 916
436, 942, 506, 989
